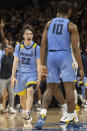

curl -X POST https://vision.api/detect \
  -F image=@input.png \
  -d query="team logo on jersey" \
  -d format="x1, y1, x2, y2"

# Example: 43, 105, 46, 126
20, 44, 24, 49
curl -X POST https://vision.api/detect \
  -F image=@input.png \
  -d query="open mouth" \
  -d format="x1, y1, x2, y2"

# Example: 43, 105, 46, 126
27, 38, 31, 41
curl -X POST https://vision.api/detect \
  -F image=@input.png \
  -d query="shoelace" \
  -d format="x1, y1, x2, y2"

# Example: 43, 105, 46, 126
25, 112, 31, 120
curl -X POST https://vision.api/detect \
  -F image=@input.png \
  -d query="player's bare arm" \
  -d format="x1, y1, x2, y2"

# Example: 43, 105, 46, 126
11, 56, 19, 88
40, 21, 51, 65
36, 58, 41, 86
0, 19, 8, 48
40, 21, 51, 77
69, 22, 84, 80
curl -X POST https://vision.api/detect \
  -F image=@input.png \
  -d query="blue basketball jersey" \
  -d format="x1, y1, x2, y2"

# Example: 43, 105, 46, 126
14, 41, 40, 73
47, 17, 71, 52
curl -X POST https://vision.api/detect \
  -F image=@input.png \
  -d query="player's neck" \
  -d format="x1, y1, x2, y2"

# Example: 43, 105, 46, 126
24, 40, 32, 46
58, 14, 68, 18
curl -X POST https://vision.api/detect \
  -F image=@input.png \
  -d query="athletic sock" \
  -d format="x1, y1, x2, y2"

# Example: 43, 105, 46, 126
40, 109, 47, 116
38, 100, 41, 105
61, 103, 67, 113
74, 89, 78, 104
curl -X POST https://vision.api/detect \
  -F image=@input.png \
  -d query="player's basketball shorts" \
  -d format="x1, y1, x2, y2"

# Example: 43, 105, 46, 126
47, 51, 76, 83
76, 77, 87, 87
14, 71, 37, 96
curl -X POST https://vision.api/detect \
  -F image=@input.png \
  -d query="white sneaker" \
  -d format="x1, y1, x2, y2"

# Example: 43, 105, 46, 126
15, 104, 21, 110
8, 107, 16, 114
60, 113, 74, 123
21, 111, 32, 122
82, 101, 87, 108
60, 112, 68, 122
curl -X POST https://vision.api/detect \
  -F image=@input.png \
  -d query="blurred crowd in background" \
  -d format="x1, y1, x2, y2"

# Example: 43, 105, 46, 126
0, 0, 87, 47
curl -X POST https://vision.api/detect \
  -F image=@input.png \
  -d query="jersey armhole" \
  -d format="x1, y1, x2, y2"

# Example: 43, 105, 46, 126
67, 21, 70, 33
35, 44, 37, 56
47, 20, 52, 30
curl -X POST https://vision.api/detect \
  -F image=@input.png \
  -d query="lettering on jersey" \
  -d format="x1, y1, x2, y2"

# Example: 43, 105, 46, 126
20, 52, 33, 57
59, 20, 64, 23
55, 20, 64, 23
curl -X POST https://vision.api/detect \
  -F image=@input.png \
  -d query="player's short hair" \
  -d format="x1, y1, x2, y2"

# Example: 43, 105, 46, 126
58, 1, 71, 15
22, 24, 34, 34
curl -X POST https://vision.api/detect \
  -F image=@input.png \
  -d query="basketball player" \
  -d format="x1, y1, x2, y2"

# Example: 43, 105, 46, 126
35, 1, 84, 129
11, 24, 41, 122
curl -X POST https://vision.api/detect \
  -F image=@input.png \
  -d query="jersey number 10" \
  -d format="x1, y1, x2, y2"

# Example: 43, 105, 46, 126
52, 24, 63, 34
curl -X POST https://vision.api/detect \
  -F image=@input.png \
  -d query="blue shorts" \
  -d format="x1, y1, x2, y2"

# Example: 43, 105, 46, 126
15, 71, 37, 96
46, 51, 76, 83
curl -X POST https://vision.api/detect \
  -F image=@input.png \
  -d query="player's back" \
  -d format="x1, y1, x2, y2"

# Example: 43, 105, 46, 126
47, 17, 71, 52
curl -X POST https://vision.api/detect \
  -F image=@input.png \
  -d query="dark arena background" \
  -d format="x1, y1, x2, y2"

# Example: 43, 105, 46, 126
0, 0, 87, 131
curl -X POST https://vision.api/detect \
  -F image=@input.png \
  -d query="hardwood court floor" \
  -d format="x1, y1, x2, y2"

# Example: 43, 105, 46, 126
0, 108, 87, 131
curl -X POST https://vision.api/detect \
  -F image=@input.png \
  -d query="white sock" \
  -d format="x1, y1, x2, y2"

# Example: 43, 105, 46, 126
61, 103, 67, 113
74, 89, 77, 104
40, 109, 47, 116
38, 100, 41, 105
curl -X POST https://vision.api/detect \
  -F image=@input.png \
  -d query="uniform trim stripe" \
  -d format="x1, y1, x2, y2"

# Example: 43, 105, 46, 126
26, 81, 37, 87
14, 89, 26, 96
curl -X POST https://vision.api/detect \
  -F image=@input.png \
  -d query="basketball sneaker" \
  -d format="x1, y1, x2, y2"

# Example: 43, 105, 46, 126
8, 106, 16, 114
60, 113, 74, 123
82, 100, 87, 108
21, 111, 32, 122
60, 112, 68, 123
35, 114, 46, 129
